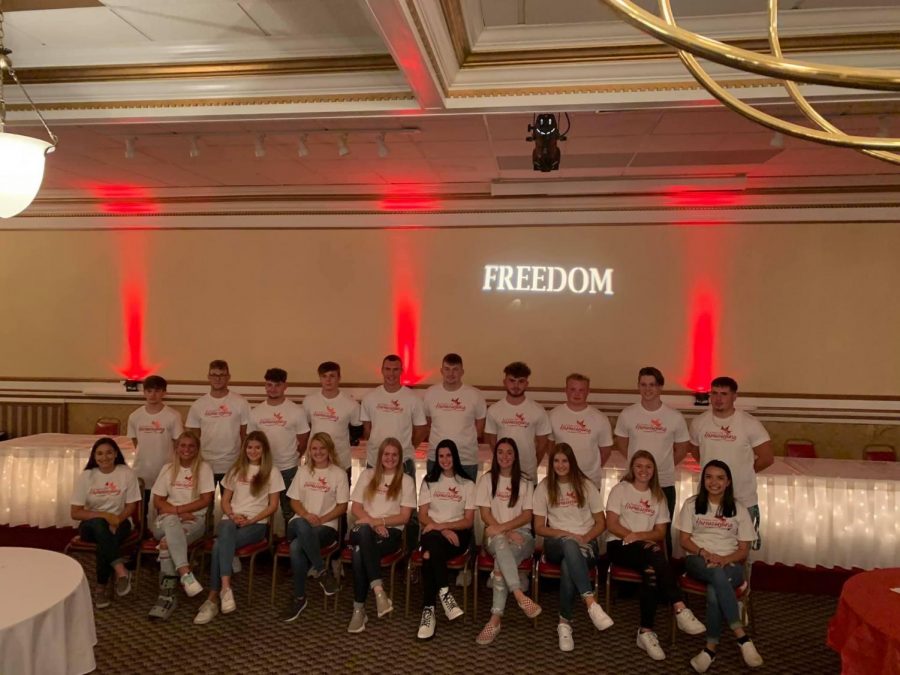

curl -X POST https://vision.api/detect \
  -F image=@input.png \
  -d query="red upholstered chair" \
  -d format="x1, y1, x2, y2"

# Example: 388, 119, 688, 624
863, 444, 897, 462
672, 563, 753, 644
531, 545, 601, 626
605, 539, 671, 609
269, 537, 341, 609
94, 418, 122, 436
785, 439, 817, 459
472, 543, 534, 620
198, 512, 274, 606
136, 507, 212, 587
404, 545, 473, 618
336, 529, 407, 616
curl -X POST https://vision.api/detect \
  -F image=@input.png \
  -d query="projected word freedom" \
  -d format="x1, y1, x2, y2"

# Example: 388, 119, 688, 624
482, 265, 614, 295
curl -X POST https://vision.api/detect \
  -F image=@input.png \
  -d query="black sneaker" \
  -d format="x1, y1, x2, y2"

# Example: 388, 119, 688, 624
282, 596, 308, 623
317, 570, 339, 596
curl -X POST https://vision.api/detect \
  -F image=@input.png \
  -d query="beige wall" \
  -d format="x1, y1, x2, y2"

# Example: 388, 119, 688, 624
1, 222, 898, 394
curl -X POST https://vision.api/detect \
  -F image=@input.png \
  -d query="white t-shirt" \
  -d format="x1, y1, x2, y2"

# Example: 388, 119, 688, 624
302, 391, 361, 470
605, 481, 670, 542
186, 392, 251, 474
248, 399, 310, 471
614, 402, 690, 489
286, 464, 350, 531
485, 398, 551, 480
676, 495, 755, 556
71, 465, 141, 515
350, 468, 417, 530
418, 474, 476, 524
533, 478, 603, 536
360, 385, 427, 465
423, 384, 487, 466
549, 404, 612, 489
127, 405, 184, 485
690, 410, 771, 507
474, 473, 534, 525
151, 461, 215, 518
223, 464, 285, 520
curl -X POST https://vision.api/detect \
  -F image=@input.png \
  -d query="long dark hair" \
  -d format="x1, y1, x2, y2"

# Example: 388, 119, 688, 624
490, 437, 522, 508
425, 439, 472, 484
84, 437, 127, 470
695, 459, 737, 518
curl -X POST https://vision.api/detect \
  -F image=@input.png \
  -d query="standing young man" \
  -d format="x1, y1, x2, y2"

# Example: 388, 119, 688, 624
127, 374, 184, 510
549, 373, 612, 490
484, 361, 551, 481
689, 376, 773, 548
248, 368, 309, 524
423, 353, 486, 481
186, 360, 250, 485
614, 366, 690, 552
302, 361, 361, 482
360, 354, 428, 478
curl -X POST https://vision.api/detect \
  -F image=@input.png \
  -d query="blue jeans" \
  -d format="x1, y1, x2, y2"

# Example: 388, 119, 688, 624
79, 518, 132, 585
426, 459, 479, 482
684, 555, 745, 644
279, 467, 298, 526
287, 517, 337, 598
209, 519, 266, 591
543, 537, 598, 621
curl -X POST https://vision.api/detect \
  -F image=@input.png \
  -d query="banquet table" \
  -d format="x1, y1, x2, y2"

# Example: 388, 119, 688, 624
0, 547, 96, 675
827, 568, 900, 675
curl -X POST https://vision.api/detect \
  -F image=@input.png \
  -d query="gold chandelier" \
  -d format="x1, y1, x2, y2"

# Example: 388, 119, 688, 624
600, 0, 900, 165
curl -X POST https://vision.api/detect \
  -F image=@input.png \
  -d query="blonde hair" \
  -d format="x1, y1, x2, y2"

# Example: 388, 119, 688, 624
546, 443, 589, 509
224, 430, 273, 497
621, 450, 665, 505
364, 437, 405, 503
171, 430, 203, 499
303, 432, 340, 473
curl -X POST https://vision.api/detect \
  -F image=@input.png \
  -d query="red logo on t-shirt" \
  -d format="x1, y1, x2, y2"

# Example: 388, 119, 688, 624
205, 405, 232, 418
314, 405, 339, 422
500, 412, 530, 428
560, 420, 590, 434
635, 419, 667, 434
624, 497, 655, 516
305, 476, 331, 493
434, 484, 463, 502
704, 424, 737, 441
92, 480, 121, 496
435, 397, 466, 411
139, 420, 165, 434
376, 399, 403, 413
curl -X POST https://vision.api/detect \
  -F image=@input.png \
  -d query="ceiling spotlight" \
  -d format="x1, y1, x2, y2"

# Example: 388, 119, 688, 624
337, 133, 350, 157
189, 135, 200, 159
526, 113, 568, 172
770, 131, 785, 149
124, 137, 136, 159
254, 134, 266, 158
376, 132, 389, 158
297, 134, 309, 157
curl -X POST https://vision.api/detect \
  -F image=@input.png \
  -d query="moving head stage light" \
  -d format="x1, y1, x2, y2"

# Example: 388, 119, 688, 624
527, 113, 569, 172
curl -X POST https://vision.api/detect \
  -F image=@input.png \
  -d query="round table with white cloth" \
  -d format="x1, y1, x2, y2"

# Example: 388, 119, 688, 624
0, 547, 97, 675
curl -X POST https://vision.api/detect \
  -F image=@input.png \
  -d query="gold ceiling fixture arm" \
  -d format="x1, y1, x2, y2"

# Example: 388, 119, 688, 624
598, 0, 900, 165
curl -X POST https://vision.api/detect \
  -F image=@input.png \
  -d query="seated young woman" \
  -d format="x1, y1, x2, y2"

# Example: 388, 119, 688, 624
474, 437, 540, 646
148, 430, 215, 620
605, 450, 705, 661
194, 430, 284, 624
533, 442, 613, 652
70, 436, 142, 608
346, 437, 416, 633
281, 431, 349, 622
415, 439, 476, 640
676, 459, 763, 673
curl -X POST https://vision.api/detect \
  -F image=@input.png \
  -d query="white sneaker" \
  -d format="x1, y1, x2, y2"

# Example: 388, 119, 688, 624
232, 556, 242, 574
455, 569, 473, 587
740, 640, 764, 667
438, 587, 464, 621
587, 602, 614, 631
636, 630, 666, 661
193, 599, 218, 625
417, 606, 436, 639
557, 623, 574, 652
691, 650, 715, 673
220, 587, 236, 614
180, 572, 203, 598
676, 607, 706, 635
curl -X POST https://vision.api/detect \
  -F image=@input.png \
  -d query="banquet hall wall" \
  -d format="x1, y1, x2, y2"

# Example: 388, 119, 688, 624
0, 220, 897, 396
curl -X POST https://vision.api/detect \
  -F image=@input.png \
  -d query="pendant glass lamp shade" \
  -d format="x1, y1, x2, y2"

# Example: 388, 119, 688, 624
0, 132, 54, 218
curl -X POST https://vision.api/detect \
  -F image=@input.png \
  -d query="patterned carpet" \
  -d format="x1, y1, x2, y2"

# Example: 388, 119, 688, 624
80, 553, 842, 675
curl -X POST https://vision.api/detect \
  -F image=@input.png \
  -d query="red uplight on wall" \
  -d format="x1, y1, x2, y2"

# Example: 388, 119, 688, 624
113, 230, 159, 381
388, 230, 431, 385
92, 184, 159, 215
664, 187, 743, 208
685, 290, 717, 392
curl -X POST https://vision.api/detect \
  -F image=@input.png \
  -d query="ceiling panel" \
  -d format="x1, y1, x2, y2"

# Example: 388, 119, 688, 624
104, 0, 267, 41
3, 7, 144, 48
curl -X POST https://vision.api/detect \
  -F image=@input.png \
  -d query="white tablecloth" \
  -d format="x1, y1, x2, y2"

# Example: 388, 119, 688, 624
0, 434, 134, 528
0, 547, 96, 675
